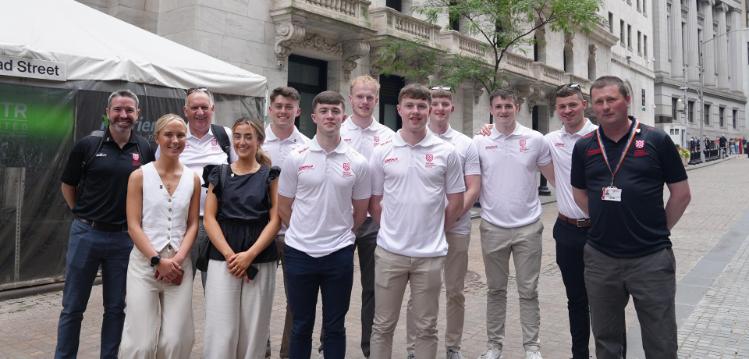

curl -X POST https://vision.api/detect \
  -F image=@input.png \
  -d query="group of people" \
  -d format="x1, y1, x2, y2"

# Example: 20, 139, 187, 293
55, 74, 691, 359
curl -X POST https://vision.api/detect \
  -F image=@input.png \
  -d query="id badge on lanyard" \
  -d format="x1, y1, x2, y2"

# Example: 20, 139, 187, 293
596, 120, 639, 202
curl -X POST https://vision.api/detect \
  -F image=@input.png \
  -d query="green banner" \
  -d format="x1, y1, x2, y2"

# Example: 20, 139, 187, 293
0, 83, 74, 167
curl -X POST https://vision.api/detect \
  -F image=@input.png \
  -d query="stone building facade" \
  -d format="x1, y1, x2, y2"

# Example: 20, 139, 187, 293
651, 0, 747, 147
77, 0, 658, 138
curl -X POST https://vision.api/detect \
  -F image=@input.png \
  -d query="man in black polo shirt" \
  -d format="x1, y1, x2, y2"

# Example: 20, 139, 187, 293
56, 89, 154, 359
570, 76, 691, 359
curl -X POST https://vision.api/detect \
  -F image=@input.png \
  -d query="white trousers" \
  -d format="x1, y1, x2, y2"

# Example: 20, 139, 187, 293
120, 246, 194, 359
203, 259, 276, 359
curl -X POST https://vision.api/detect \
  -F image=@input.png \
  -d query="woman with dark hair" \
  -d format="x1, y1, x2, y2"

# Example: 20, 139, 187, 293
202, 118, 281, 358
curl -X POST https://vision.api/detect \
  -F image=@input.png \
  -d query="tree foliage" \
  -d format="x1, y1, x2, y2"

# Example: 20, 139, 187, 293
372, 0, 602, 94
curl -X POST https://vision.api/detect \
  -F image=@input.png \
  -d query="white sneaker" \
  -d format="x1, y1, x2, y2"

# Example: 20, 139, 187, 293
525, 350, 543, 359
447, 348, 465, 359
477, 345, 502, 359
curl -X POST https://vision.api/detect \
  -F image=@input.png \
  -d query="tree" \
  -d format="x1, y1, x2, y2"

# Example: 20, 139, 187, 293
373, 0, 602, 94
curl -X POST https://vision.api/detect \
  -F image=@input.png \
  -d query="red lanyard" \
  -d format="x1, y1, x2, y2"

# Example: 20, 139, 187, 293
595, 120, 640, 186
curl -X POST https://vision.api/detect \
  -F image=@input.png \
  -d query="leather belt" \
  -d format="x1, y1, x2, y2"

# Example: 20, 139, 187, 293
558, 213, 591, 228
77, 218, 128, 232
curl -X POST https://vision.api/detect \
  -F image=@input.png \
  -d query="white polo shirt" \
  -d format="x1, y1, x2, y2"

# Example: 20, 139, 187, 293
474, 123, 552, 228
278, 138, 371, 257
264, 125, 310, 235
370, 131, 466, 257
340, 116, 395, 160
430, 126, 481, 236
156, 125, 238, 216
544, 119, 597, 219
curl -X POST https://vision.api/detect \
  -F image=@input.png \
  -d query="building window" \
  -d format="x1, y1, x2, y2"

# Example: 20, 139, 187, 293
287, 55, 328, 138
688, 101, 694, 123
719, 107, 725, 127
588, 44, 597, 80
733, 109, 738, 129
672, 97, 679, 121
637, 31, 642, 55
448, 0, 460, 31
643, 0, 647, 16
704, 104, 710, 125
563, 33, 573, 73
641, 89, 646, 107
386, 0, 402, 11
620, 20, 626, 46
637, 0, 641, 12
667, 5, 672, 60
534, 26, 546, 62
608, 12, 614, 33
644, 35, 648, 58
627, 24, 632, 49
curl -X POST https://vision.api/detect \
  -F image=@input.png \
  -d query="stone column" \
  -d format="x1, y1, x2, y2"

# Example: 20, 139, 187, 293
701, 0, 716, 87
715, 4, 730, 90
728, 9, 743, 92
653, 0, 671, 76
686, 0, 700, 83
670, 0, 684, 79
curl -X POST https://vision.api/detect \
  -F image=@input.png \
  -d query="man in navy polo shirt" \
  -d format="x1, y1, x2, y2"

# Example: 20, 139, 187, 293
571, 76, 691, 358
56, 89, 155, 359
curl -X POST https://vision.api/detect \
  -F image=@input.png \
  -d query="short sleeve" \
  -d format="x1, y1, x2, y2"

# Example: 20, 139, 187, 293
60, 138, 89, 185
570, 141, 587, 190
658, 134, 688, 184
268, 166, 281, 183
463, 141, 481, 176
277, 154, 298, 199
536, 135, 552, 166
445, 148, 466, 194
352, 156, 371, 200
369, 146, 385, 196
206, 165, 223, 196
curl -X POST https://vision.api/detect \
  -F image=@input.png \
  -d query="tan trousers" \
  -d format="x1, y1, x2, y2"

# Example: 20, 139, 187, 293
120, 246, 194, 359
406, 233, 470, 352
370, 246, 445, 359
480, 219, 543, 352
203, 259, 276, 359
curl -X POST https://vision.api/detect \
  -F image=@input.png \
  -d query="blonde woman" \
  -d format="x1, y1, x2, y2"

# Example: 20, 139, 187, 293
120, 114, 201, 358
203, 118, 281, 358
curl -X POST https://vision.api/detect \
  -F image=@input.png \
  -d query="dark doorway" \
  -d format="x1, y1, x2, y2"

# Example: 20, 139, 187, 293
378, 75, 405, 131
287, 55, 327, 138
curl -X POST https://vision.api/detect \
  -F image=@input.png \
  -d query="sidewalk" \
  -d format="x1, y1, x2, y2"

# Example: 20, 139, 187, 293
1, 157, 748, 358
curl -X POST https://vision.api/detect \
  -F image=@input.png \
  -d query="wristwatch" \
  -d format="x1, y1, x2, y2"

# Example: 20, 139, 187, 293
150, 255, 161, 267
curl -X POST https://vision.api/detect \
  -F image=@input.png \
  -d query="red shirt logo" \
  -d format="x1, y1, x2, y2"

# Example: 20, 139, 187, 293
298, 164, 315, 172
384, 157, 398, 164
211, 138, 218, 146
131, 153, 141, 167
485, 145, 498, 150
342, 162, 351, 171
635, 139, 645, 149
519, 138, 528, 152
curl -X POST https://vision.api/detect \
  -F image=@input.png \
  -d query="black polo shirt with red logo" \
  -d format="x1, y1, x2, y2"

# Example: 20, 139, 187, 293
570, 117, 687, 258
61, 129, 154, 224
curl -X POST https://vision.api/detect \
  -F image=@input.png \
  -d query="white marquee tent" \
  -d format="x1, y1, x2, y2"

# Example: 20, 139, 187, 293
0, 0, 266, 97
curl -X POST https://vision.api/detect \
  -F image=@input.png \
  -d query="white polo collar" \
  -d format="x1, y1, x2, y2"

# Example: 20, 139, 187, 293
308, 136, 348, 154
392, 130, 442, 148
490, 122, 527, 139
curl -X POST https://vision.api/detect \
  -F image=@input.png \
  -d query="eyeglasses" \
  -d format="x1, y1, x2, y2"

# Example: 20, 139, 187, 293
187, 87, 211, 96
430, 86, 452, 91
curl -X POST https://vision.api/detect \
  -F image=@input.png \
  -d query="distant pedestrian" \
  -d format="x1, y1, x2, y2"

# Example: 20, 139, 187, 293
56, 89, 155, 358
119, 114, 201, 358
571, 76, 691, 358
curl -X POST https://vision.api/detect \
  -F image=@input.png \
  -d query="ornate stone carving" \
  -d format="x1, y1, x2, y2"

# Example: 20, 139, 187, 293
342, 40, 371, 80
299, 33, 343, 56
274, 22, 306, 68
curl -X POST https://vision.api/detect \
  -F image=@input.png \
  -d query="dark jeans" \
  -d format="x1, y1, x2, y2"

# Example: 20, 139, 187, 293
355, 218, 378, 358
584, 245, 677, 359
553, 218, 591, 359
55, 219, 132, 359
285, 244, 354, 359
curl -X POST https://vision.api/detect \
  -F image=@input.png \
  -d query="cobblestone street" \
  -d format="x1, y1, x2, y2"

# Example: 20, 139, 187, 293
1, 157, 748, 358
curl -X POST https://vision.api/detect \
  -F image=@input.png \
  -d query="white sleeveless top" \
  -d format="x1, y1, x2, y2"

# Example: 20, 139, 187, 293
141, 162, 195, 251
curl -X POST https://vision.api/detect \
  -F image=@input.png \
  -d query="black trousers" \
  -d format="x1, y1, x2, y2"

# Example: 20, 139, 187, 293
553, 218, 591, 359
